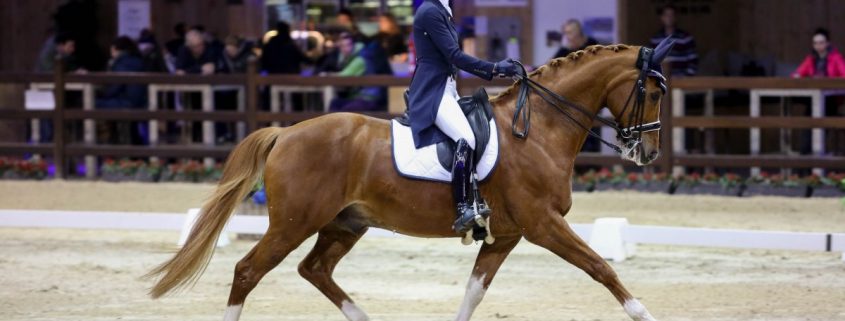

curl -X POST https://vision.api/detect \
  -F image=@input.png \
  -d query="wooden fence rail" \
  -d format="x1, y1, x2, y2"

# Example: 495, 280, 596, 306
1, 62, 844, 179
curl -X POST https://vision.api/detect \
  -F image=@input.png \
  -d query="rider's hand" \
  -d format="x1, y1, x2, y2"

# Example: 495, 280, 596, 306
494, 59, 518, 78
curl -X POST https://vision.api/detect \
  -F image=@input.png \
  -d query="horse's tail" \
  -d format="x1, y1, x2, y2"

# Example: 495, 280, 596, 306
144, 127, 284, 299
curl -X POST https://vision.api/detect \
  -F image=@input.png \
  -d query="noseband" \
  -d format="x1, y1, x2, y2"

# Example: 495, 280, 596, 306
510, 47, 666, 154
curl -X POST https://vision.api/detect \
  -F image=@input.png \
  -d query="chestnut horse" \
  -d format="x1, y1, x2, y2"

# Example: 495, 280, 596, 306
146, 44, 666, 321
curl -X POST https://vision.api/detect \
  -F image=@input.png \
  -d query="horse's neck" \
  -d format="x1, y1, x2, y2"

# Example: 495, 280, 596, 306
492, 65, 606, 171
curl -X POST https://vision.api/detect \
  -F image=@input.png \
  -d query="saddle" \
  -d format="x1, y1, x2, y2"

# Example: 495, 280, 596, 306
395, 88, 495, 171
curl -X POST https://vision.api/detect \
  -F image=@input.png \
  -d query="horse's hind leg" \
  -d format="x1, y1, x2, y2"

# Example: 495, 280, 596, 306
298, 218, 369, 321
523, 214, 656, 321
224, 223, 318, 321
454, 235, 520, 321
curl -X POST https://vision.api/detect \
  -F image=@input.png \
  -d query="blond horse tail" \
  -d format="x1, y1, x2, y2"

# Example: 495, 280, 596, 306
144, 127, 284, 298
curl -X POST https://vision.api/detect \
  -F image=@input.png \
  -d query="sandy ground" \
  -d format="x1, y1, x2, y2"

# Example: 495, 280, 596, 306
1, 181, 845, 321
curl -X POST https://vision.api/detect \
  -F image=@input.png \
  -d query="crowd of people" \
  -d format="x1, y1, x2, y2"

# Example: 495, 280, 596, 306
32, 4, 844, 147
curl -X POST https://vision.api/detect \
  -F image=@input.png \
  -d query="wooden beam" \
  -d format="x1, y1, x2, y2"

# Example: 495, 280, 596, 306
673, 116, 845, 128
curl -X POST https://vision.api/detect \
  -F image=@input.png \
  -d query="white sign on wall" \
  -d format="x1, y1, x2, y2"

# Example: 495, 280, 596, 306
475, 0, 528, 7
118, 0, 150, 39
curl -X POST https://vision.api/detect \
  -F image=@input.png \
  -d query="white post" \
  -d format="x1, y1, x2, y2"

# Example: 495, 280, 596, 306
83, 84, 96, 178
749, 90, 761, 176
588, 218, 635, 262
202, 86, 215, 168
810, 90, 824, 175
671, 88, 685, 176
148, 85, 159, 164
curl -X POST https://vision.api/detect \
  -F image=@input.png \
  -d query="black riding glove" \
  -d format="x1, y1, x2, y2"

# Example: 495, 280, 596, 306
494, 58, 518, 78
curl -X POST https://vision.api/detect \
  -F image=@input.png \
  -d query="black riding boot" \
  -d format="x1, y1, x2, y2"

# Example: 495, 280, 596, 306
451, 139, 479, 233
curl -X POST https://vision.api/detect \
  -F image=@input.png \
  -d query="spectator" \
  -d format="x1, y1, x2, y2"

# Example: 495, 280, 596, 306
35, 33, 85, 73
261, 21, 311, 74
175, 30, 218, 75
330, 41, 393, 111
191, 25, 225, 59
793, 28, 845, 78
97, 36, 146, 108
317, 31, 371, 74
373, 12, 408, 62
552, 19, 598, 59
217, 36, 255, 73
650, 5, 698, 76
337, 8, 362, 40
96, 36, 148, 145
137, 29, 168, 72
165, 23, 186, 57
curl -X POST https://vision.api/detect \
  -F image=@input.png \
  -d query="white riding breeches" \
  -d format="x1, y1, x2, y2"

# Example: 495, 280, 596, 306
435, 77, 476, 148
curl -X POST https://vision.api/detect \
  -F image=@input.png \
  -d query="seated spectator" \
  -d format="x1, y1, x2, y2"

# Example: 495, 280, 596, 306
374, 13, 408, 62
329, 41, 393, 111
175, 30, 218, 75
261, 21, 311, 74
552, 19, 598, 59
138, 29, 169, 72
793, 28, 845, 78
97, 36, 146, 108
35, 33, 85, 73
650, 5, 698, 76
217, 35, 255, 73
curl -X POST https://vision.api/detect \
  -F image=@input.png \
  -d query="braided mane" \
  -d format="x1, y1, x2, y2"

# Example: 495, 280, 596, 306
490, 44, 632, 102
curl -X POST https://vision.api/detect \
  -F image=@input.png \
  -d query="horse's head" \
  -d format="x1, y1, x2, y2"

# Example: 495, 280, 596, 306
603, 38, 674, 166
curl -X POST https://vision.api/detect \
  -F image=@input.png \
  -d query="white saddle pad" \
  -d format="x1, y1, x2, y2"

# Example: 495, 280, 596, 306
391, 119, 499, 183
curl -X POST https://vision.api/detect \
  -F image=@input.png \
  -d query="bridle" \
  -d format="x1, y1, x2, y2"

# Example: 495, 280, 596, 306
509, 47, 667, 155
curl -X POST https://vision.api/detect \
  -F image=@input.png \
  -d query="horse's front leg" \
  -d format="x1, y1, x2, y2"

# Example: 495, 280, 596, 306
522, 213, 657, 321
454, 235, 520, 321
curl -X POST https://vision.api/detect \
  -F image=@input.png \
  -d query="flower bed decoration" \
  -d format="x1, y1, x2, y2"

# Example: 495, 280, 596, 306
0, 157, 50, 180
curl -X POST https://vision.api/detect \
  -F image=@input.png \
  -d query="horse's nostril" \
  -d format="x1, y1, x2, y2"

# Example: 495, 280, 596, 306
649, 150, 659, 160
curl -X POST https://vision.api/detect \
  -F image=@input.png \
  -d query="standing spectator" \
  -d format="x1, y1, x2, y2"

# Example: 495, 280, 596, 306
137, 29, 168, 72
96, 36, 147, 145
793, 28, 845, 155
175, 30, 218, 75
336, 8, 362, 40
97, 37, 146, 108
793, 28, 845, 78
165, 23, 187, 58
261, 21, 311, 74
650, 5, 698, 76
215, 35, 255, 143
374, 12, 408, 62
552, 19, 598, 59
217, 36, 255, 74
35, 33, 85, 73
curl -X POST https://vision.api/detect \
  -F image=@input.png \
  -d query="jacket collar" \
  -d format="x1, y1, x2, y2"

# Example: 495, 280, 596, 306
428, 0, 452, 17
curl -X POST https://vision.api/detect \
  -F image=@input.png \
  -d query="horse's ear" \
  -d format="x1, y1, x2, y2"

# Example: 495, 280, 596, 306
651, 37, 675, 65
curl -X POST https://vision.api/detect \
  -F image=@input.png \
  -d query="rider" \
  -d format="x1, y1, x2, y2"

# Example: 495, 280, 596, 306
407, 0, 518, 233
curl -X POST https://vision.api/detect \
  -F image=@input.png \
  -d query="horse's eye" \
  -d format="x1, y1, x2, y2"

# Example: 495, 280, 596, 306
650, 92, 661, 102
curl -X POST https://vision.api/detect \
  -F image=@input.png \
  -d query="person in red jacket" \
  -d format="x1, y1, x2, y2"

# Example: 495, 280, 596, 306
793, 28, 845, 78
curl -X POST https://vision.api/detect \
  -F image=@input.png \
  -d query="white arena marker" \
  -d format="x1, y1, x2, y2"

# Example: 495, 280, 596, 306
588, 217, 635, 262
178, 208, 230, 248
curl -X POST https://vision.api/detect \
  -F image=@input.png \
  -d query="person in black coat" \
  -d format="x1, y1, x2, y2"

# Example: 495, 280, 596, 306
552, 19, 599, 59
261, 21, 311, 74
96, 37, 148, 144
407, 0, 517, 233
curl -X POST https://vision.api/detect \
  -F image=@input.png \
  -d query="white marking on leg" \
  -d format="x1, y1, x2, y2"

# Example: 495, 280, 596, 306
455, 273, 487, 321
340, 300, 370, 321
623, 299, 656, 321
223, 304, 242, 321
